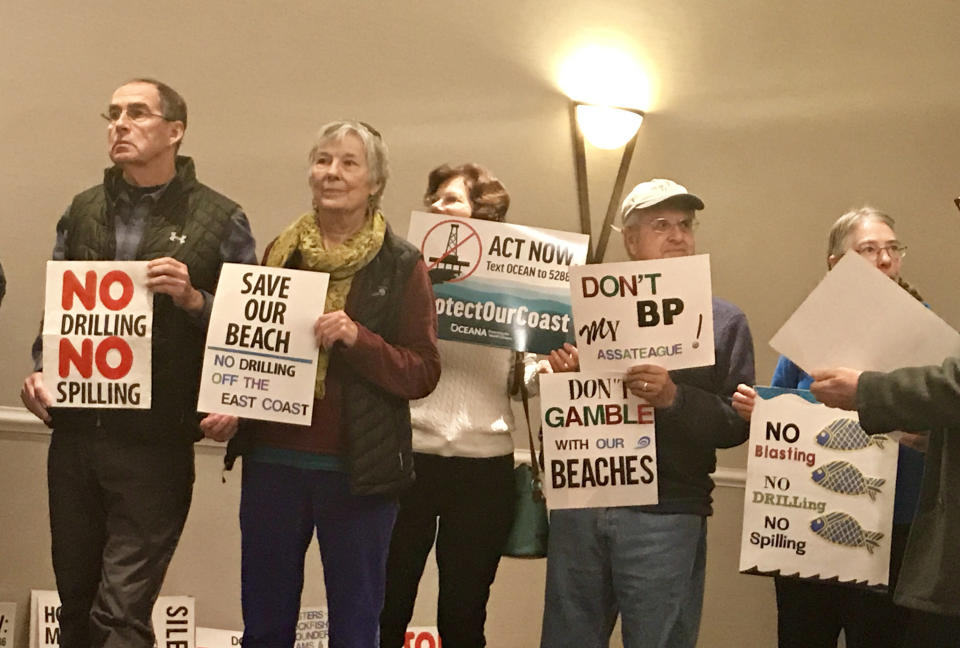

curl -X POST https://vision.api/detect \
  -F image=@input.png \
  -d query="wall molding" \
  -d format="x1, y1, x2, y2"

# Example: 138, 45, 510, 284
0, 406, 748, 488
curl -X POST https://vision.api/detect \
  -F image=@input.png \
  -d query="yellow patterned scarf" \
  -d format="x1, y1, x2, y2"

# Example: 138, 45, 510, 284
265, 210, 386, 397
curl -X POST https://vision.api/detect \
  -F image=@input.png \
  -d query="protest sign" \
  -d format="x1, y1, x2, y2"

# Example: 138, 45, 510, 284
0, 602, 14, 647
403, 627, 441, 648
739, 387, 897, 586
540, 372, 658, 509
29, 590, 59, 648
198, 264, 328, 425
30, 591, 194, 648
196, 628, 242, 648
770, 252, 960, 373
570, 255, 714, 372
294, 606, 328, 647
152, 596, 195, 648
42, 261, 152, 408
407, 211, 589, 354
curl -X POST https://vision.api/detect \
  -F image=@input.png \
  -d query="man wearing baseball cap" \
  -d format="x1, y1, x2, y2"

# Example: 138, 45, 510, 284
541, 179, 755, 648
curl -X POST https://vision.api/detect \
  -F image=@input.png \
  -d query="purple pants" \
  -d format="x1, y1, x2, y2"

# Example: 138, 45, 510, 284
240, 460, 398, 648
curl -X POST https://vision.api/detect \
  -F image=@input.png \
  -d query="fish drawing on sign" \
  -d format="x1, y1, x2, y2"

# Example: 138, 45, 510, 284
810, 511, 883, 554
811, 461, 886, 501
815, 418, 886, 451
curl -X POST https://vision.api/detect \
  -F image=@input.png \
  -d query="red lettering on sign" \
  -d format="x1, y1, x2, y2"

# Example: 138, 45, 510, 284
58, 337, 133, 379
61, 269, 135, 311
99, 270, 134, 310
61, 270, 97, 310
59, 338, 93, 378
95, 336, 133, 379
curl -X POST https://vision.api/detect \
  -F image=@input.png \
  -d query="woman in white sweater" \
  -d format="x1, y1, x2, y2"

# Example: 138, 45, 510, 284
380, 163, 538, 648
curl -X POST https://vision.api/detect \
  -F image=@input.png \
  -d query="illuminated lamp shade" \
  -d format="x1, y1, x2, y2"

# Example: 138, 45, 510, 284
575, 104, 644, 150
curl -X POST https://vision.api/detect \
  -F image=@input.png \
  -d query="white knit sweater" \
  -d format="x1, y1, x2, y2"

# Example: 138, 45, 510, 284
411, 340, 537, 458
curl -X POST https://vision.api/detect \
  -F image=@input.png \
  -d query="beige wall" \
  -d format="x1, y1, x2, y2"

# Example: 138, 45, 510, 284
2, 0, 957, 645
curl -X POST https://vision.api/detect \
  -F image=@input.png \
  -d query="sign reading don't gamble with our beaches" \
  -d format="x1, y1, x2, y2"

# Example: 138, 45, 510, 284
540, 372, 658, 509
407, 211, 589, 354
42, 261, 152, 409
570, 255, 714, 372
198, 264, 328, 425
739, 387, 898, 587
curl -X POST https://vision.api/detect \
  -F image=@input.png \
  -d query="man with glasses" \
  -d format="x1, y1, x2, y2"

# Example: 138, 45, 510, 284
541, 179, 755, 648
20, 78, 256, 648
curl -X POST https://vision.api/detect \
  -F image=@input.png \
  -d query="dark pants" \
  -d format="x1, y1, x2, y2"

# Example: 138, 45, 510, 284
240, 461, 398, 648
775, 522, 960, 648
47, 426, 194, 648
380, 452, 515, 648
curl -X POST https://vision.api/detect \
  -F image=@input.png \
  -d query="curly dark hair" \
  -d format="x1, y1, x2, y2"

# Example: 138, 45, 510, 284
423, 163, 510, 222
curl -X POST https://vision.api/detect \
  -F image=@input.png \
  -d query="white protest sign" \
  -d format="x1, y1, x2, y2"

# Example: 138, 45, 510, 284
152, 596, 195, 648
294, 606, 328, 647
540, 372, 658, 509
407, 211, 589, 354
30, 591, 196, 648
739, 388, 897, 586
196, 628, 242, 648
570, 255, 714, 372
198, 264, 328, 425
30, 590, 60, 648
403, 627, 441, 647
0, 602, 14, 647
42, 261, 152, 408
770, 252, 960, 373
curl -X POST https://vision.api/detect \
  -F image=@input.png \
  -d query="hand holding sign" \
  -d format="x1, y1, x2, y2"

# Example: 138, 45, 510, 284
146, 256, 204, 314
199, 412, 239, 442
547, 343, 580, 373
625, 364, 677, 408
314, 310, 359, 349
21, 371, 53, 423
809, 368, 863, 410
732, 384, 758, 422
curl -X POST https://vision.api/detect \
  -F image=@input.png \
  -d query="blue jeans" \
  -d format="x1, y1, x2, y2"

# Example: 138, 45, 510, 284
540, 508, 706, 648
240, 460, 398, 648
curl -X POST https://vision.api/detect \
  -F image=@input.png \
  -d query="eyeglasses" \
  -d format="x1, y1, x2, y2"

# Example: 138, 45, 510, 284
641, 216, 698, 235
100, 103, 167, 124
854, 242, 907, 260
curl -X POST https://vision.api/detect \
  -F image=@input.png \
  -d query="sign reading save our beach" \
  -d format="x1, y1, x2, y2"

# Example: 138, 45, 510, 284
406, 211, 589, 355
739, 387, 898, 587
570, 255, 714, 372
42, 261, 153, 409
198, 264, 328, 425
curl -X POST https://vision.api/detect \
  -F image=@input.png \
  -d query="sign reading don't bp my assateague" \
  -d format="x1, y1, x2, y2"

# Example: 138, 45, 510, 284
570, 255, 715, 372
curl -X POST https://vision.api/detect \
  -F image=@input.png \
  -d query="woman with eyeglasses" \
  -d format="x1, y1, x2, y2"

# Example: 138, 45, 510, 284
224, 120, 441, 647
733, 206, 927, 648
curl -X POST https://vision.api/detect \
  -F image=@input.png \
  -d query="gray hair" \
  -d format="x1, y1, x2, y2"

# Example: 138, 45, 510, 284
308, 120, 389, 210
826, 206, 896, 259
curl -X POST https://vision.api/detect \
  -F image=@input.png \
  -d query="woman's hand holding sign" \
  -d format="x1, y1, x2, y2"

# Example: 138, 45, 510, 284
546, 343, 580, 373
625, 364, 677, 408
200, 413, 238, 442
314, 310, 359, 349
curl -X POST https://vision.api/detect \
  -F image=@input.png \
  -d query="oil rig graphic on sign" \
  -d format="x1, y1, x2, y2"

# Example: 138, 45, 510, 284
428, 222, 473, 285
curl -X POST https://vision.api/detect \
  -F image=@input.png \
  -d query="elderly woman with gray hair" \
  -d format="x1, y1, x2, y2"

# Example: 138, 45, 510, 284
229, 120, 441, 647
733, 206, 929, 648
